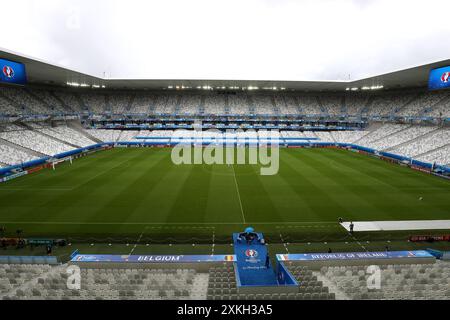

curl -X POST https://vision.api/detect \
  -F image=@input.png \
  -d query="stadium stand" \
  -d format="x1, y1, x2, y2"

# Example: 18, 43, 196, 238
203, 95, 225, 115
297, 95, 322, 115
129, 92, 153, 114
344, 93, 370, 116
0, 92, 21, 115
390, 129, 450, 159
426, 97, 450, 118
318, 95, 344, 116
3, 258, 448, 300
228, 93, 250, 115
0, 86, 49, 114
37, 125, 96, 148
354, 124, 407, 146
366, 91, 417, 117
79, 93, 108, 114
179, 94, 202, 115
0, 264, 209, 300
251, 95, 276, 115
0, 85, 450, 167
26, 88, 68, 114
0, 127, 74, 156
0, 86, 450, 119
417, 145, 450, 166
108, 93, 134, 114
0, 143, 39, 165
52, 90, 85, 113
331, 130, 369, 144
280, 95, 301, 114
396, 91, 450, 117
1, 124, 450, 166
317, 261, 450, 300
86, 129, 122, 143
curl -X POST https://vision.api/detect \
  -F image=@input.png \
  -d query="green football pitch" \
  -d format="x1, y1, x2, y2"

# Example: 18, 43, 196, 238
0, 147, 449, 243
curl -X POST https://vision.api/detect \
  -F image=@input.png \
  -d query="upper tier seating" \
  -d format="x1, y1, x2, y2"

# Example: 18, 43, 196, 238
0, 86, 449, 119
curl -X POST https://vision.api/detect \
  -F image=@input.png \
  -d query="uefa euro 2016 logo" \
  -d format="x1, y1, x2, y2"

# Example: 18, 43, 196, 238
441, 71, 450, 83
2, 66, 14, 79
245, 249, 258, 258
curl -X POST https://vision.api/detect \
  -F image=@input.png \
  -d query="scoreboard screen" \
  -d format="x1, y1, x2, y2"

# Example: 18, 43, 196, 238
428, 65, 450, 91
0, 58, 27, 85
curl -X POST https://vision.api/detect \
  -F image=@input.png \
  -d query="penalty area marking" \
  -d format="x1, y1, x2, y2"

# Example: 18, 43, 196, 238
340, 220, 450, 232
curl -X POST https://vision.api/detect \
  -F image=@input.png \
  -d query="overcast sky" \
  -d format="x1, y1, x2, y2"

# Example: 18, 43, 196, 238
1, 0, 449, 81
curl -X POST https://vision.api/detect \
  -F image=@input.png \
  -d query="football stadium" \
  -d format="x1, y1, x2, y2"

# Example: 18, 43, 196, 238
0, 0, 450, 307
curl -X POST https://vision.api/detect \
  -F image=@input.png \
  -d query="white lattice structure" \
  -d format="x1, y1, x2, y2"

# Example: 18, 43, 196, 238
367, 92, 415, 116
319, 95, 343, 116
52, 91, 84, 113
297, 95, 321, 115
345, 94, 370, 115
0, 264, 209, 300
0, 87, 49, 114
314, 131, 335, 142
355, 124, 408, 146
365, 126, 436, 151
317, 261, 450, 300
0, 144, 38, 165
0, 130, 74, 156
425, 97, 450, 118
252, 95, 275, 115
87, 129, 122, 142
417, 145, 450, 166
27, 88, 67, 113
397, 91, 449, 117
1, 86, 450, 119
38, 126, 96, 147
391, 129, 450, 159
179, 95, 201, 115
203, 95, 225, 114
281, 96, 300, 114
109, 93, 132, 114
1, 124, 24, 132
130, 93, 154, 114
228, 94, 250, 115
79, 93, 107, 114
331, 130, 368, 144
117, 130, 141, 142
0, 94, 21, 115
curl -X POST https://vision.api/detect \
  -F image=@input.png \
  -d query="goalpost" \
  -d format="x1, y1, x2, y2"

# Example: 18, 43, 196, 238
48, 156, 73, 170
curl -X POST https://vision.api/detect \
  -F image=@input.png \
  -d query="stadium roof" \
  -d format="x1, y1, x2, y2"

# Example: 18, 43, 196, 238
1, 48, 449, 92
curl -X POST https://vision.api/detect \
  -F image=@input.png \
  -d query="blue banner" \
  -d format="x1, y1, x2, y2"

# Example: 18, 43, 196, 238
0, 58, 27, 85
429, 66, 450, 91
276, 250, 434, 262
276, 261, 298, 285
71, 254, 235, 263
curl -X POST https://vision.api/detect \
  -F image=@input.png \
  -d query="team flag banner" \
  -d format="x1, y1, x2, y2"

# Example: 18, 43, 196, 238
0, 58, 27, 85
71, 254, 236, 263
276, 250, 434, 262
